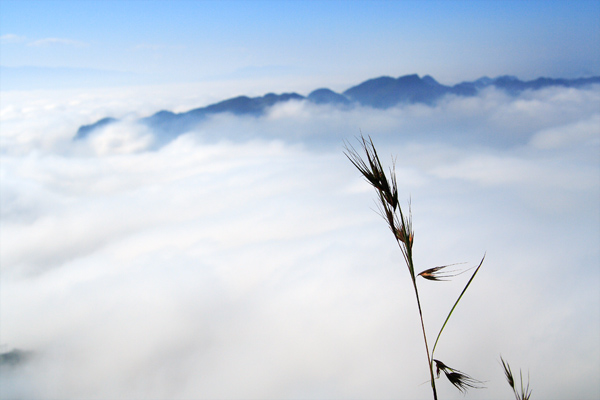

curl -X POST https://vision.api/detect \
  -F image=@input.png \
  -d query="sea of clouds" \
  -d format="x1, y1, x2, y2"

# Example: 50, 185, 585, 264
1, 82, 599, 399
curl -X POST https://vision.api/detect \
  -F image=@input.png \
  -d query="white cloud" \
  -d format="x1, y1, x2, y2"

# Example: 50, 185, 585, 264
27, 37, 88, 47
0, 33, 26, 43
0, 83, 599, 399
87, 121, 155, 155
530, 114, 600, 149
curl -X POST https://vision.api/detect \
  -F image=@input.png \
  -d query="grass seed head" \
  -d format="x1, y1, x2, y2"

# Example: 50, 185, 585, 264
501, 356, 515, 389
500, 356, 532, 400
418, 264, 467, 281
433, 359, 484, 394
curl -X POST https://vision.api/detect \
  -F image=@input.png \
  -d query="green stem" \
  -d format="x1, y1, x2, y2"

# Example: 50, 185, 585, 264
430, 255, 486, 361
413, 279, 438, 400
404, 244, 438, 400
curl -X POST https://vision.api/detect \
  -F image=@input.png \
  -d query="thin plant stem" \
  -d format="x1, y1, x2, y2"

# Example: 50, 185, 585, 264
395, 227, 438, 400
345, 134, 484, 399
430, 255, 486, 360
412, 276, 438, 400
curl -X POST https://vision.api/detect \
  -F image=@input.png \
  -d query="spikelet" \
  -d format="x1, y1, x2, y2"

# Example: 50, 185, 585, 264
418, 263, 469, 281
501, 356, 532, 400
433, 359, 484, 393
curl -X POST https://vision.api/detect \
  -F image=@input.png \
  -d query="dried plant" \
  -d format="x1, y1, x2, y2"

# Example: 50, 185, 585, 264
418, 263, 469, 281
501, 356, 532, 400
345, 134, 485, 399
434, 359, 484, 394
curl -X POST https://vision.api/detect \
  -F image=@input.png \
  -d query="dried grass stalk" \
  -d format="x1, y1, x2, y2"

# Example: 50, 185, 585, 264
501, 356, 532, 400
345, 134, 486, 399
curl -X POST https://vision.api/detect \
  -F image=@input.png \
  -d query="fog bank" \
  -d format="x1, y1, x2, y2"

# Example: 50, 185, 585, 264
1, 83, 599, 399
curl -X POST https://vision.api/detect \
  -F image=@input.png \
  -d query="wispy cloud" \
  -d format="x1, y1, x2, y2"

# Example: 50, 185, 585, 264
0, 34, 87, 47
27, 37, 88, 47
0, 33, 26, 43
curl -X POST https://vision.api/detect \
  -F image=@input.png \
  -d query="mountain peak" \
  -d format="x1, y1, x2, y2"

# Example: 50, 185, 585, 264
75, 73, 600, 145
307, 88, 351, 105
397, 74, 421, 82
422, 75, 440, 86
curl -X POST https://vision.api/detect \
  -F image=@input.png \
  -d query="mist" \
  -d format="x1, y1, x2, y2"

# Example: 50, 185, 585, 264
1, 83, 599, 399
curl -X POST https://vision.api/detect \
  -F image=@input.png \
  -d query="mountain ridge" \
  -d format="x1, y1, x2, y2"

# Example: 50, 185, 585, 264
75, 74, 600, 141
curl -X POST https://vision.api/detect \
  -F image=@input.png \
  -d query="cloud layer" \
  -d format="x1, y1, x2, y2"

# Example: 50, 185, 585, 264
1, 84, 599, 399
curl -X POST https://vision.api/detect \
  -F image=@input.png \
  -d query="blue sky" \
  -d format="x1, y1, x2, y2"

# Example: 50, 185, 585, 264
1, 0, 599, 90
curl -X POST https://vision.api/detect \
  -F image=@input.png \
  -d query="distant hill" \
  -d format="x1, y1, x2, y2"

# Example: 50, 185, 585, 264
75, 74, 600, 142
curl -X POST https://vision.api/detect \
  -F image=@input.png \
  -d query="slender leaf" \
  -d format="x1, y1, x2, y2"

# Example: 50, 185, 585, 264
430, 254, 485, 359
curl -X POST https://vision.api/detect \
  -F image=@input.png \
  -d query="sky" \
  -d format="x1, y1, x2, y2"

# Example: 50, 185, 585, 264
1, 0, 599, 91
1, 1, 600, 400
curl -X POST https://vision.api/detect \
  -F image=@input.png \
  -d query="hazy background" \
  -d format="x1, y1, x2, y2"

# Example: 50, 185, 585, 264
1, 1, 599, 399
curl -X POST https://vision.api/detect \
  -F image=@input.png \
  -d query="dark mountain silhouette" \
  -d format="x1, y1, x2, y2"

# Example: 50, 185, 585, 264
342, 74, 473, 107
490, 75, 600, 94
75, 117, 118, 140
307, 88, 351, 105
142, 92, 304, 141
75, 74, 600, 141
75, 93, 304, 140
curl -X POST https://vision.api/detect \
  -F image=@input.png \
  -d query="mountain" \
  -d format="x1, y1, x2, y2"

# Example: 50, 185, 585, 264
75, 93, 304, 140
307, 88, 351, 105
75, 74, 600, 141
342, 74, 465, 107
140, 92, 304, 139
490, 75, 600, 94
75, 117, 118, 140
